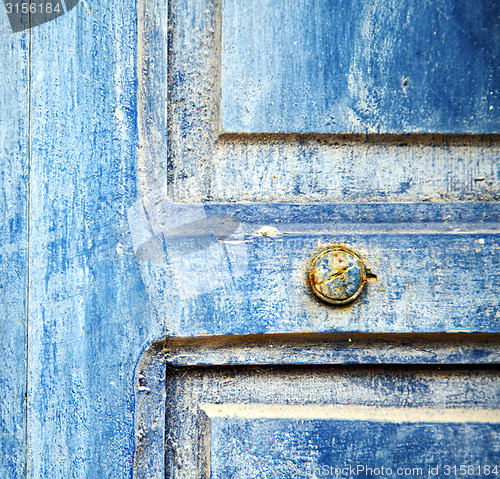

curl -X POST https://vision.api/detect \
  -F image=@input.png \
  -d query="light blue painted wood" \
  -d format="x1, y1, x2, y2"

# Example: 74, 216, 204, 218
163, 0, 499, 204
0, 0, 496, 477
221, 0, 499, 133
25, 2, 159, 477
157, 363, 500, 478
132, 202, 500, 336
0, 12, 29, 478
134, 334, 500, 477
210, 416, 500, 478
161, 333, 500, 366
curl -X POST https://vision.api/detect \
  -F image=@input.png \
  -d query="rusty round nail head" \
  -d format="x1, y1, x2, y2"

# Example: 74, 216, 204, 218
309, 245, 367, 305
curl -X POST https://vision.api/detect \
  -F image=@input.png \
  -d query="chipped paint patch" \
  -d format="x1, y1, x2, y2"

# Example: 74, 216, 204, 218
255, 226, 281, 238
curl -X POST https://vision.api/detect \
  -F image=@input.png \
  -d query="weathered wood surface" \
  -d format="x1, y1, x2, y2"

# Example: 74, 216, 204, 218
0, 0, 498, 477
26, 3, 158, 478
208, 407, 500, 478
134, 335, 500, 477
131, 201, 500, 335
161, 333, 500, 366
0, 12, 29, 478
160, 364, 500, 478
160, 0, 500, 204
221, 0, 499, 134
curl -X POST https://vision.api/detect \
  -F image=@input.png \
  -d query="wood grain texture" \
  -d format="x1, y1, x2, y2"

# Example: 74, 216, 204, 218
161, 364, 500, 478
133, 202, 500, 336
135, 0, 499, 338
26, 3, 158, 477
137, 0, 168, 196
133, 334, 500, 477
221, 0, 499, 134
210, 134, 500, 203
0, 12, 29, 478
158, 0, 500, 204
0, 0, 497, 476
161, 333, 500, 366
133, 342, 166, 479
209, 413, 500, 478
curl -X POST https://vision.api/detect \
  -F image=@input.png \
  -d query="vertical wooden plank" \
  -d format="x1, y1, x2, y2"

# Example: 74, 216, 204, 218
137, 0, 168, 197
26, 2, 161, 477
0, 12, 29, 479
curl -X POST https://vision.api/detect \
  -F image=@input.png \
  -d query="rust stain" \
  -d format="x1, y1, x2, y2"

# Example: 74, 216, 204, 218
308, 244, 370, 306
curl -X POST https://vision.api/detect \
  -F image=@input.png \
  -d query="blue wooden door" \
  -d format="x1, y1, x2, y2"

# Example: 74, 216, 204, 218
0, 0, 498, 478
133, 1, 499, 476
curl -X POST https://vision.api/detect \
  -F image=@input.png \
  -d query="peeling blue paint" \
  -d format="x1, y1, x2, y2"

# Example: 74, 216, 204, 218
0, 0, 498, 477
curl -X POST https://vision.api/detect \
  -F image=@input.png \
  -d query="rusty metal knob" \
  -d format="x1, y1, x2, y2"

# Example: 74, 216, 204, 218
308, 245, 367, 305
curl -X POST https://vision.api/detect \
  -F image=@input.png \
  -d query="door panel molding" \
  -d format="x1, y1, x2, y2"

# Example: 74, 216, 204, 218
133, 343, 500, 478
133, 1, 500, 478
129, 201, 500, 335
138, 0, 500, 204
133, 335, 500, 477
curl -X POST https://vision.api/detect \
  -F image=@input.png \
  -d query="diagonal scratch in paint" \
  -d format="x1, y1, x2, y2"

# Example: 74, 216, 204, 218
423, 0, 496, 59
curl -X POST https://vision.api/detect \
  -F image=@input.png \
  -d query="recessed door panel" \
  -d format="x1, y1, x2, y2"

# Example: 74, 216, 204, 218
160, 364, 500, 478
221, 0, 500, 133
206, 405, 500, 479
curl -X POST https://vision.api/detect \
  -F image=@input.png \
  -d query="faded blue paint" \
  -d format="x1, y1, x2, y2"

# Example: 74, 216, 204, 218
25, 2, 159, 478
210, 417, 500, 478
154, 363, 500, 478
135, 337, 500, 478
221, 0, 500, 133
132, 201, 500, 336
0, 0, 498, 477
0, 12, 29, 479
165, 0, 499, 204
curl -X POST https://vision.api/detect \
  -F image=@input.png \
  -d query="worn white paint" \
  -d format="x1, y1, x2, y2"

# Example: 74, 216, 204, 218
201, 403, 500, 423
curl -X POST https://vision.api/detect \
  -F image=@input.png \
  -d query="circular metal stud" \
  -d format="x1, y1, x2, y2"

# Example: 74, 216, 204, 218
308, 245, 367, 305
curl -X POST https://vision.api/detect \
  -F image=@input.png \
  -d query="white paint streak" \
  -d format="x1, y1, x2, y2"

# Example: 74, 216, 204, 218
200, 403, 500, 423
